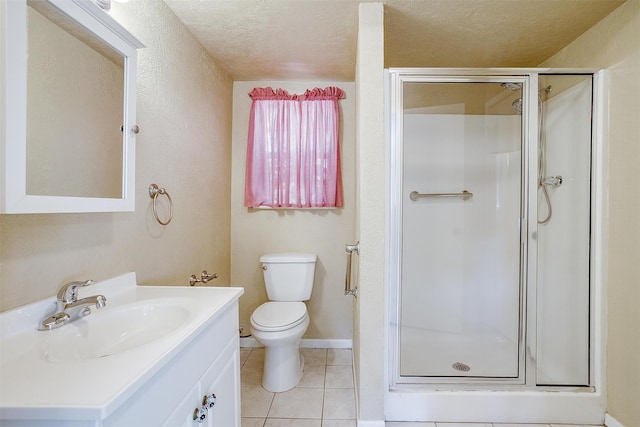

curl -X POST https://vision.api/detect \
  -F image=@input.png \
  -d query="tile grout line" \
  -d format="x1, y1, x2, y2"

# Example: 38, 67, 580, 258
320, 360, 327, 422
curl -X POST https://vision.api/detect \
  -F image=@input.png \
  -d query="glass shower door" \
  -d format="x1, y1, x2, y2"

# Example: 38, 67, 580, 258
535, 74, 592, 386
399, 81, 523, 379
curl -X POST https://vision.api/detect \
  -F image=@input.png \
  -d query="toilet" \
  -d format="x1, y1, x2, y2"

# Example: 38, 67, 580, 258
250, 253, 317, 392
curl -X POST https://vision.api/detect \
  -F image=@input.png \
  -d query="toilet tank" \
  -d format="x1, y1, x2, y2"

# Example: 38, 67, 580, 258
260, 253, 317, 301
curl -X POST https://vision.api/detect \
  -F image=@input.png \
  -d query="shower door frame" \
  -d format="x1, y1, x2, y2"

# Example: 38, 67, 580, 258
385, 67, 609, 423
388, 72, 531, 386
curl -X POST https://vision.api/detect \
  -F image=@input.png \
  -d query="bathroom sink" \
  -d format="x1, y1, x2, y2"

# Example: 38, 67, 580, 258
43, 298, 190, 362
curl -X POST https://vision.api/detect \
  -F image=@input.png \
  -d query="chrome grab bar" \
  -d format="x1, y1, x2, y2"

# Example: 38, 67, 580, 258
409, 190, 473, 201
344, 242, 359, 297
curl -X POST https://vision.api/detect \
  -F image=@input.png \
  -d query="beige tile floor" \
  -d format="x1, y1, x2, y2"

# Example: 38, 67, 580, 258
240, 347, 356, 427
240, 348, 602, 427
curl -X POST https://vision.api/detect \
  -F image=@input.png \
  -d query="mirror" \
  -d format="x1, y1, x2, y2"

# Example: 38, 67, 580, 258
1, 0, 144, 213
27, 0, 125, 199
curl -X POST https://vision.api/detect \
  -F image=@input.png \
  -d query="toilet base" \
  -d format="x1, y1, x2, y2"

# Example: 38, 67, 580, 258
262, 342, 305, 392
250, 307, 310, 392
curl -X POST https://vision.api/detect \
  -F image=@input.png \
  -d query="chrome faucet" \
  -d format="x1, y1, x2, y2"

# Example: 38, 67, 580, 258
39, 280, 107, 330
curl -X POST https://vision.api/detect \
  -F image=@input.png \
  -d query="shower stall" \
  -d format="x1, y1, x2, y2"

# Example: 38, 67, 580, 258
385, 69, 608, 424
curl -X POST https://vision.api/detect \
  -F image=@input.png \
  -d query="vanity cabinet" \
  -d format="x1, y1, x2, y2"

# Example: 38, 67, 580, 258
1, 301, 241, 427
103, 304, 241, 427
0, 275, 243, 427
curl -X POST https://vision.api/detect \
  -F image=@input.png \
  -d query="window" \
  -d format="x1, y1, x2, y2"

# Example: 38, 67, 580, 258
244, 87, 345, 208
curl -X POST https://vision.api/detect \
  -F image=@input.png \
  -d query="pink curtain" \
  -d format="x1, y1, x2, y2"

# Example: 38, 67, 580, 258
244, 87, 345, 208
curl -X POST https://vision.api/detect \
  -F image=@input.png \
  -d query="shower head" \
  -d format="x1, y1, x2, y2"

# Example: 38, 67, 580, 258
539, 85, 553, 99
512, 98, 522, 115
500, 82, 521, 91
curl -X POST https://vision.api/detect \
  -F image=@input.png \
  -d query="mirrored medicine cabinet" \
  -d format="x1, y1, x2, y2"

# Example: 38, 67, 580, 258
1, 0, 144, 213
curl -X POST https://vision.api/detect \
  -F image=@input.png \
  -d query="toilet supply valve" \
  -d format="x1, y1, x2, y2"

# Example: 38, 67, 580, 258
189, 270, 218, 286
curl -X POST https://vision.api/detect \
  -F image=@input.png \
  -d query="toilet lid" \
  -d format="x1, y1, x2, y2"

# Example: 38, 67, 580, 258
251, 302, 307, 331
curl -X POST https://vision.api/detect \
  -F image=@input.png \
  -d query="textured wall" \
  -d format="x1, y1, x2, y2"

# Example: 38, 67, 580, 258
230, 81, 355, 340
540, 0, 640, 425
0, 0, 233, 310
354, 2, 385, 423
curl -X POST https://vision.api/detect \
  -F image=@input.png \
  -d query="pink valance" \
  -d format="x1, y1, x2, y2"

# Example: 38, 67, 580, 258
248, 86, 346, 101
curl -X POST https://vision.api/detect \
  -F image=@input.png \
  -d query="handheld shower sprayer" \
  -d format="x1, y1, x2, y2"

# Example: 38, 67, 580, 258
500, 81, 558, 224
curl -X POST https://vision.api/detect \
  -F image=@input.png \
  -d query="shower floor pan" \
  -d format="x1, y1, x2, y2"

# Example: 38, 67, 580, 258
400, 326, 519, 378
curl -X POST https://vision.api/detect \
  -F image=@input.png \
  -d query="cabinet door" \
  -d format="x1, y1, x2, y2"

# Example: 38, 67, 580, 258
162, 382, 202, 427
162, 337, 240, 427
202, 342, 240, 427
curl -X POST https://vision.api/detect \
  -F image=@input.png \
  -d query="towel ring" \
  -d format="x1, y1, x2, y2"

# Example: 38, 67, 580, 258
148, 184, 173, 225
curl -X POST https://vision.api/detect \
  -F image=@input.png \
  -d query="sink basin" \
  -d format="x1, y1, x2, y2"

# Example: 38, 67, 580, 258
43, 298, 190, 362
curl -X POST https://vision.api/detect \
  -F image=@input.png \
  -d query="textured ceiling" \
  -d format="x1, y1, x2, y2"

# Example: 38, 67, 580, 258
163, 0, 626, 81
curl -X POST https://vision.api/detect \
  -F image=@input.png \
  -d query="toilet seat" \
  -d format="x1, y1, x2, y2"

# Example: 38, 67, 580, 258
251, 302, 307, 332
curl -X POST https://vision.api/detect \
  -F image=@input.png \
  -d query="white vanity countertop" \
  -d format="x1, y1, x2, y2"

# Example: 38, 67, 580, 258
0, 272, 243, 421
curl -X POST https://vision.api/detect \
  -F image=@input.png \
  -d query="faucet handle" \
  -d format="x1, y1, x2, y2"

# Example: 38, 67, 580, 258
201, 271, 218, 283
57, 280, 94, 303
38, 312, 70, 330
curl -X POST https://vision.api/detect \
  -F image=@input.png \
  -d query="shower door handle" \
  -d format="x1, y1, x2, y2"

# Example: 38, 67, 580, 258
344, 242, 359, 297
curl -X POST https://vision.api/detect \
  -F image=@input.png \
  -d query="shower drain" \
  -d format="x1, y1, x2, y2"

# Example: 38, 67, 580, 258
452, 362, 471, 372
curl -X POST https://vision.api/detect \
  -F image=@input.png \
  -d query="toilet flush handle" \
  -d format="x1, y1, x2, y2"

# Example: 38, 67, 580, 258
260, 264, 267, 271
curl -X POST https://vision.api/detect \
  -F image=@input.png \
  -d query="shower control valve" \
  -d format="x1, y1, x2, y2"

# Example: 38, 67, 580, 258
541, 175, 563, 187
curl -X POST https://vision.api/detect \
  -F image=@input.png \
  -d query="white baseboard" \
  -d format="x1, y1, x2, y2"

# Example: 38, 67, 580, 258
357, 421, 385, 427
605, 413, 625, 427
239, 337, 353, 349
239, 337, 260, 347
300, 339, 352, 349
